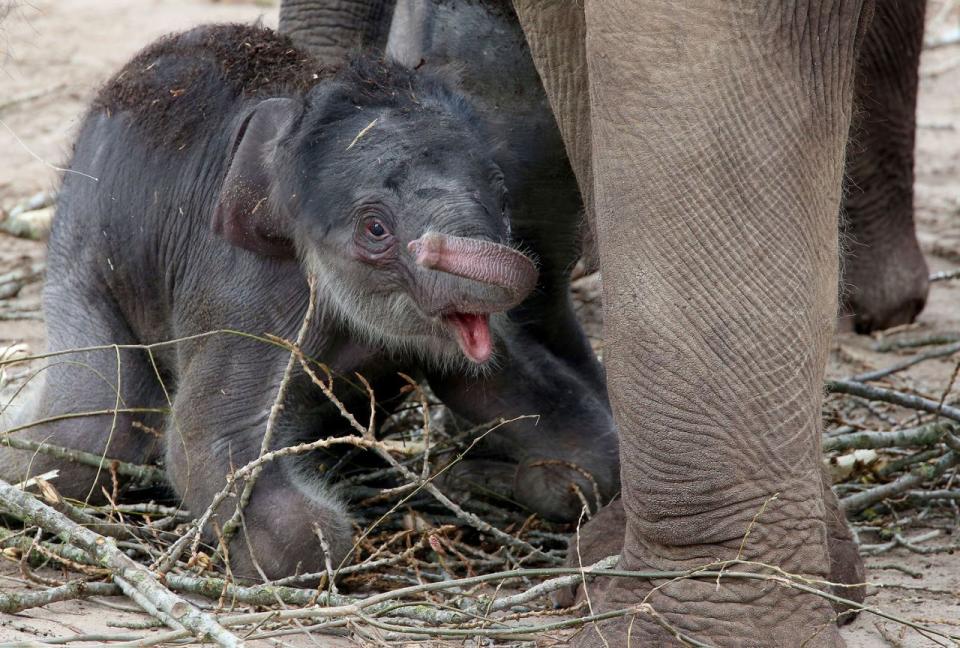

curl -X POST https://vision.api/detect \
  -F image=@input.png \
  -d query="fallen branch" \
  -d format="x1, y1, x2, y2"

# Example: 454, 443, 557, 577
823, 421, 956, 452
851, 341, 960, 382
0, 85, 65, 115
825, 380, 960, 423
929, 268, 960, 283
0, 478, 242, 647
873, 333, 960, 352
0, 261, 45, 300
70, 562, 960, 646
925, 28, 960, 50
293, 351, 557, 564
840, 451, 960, 514
0, 435, 165, 485
0, 579, 119, 614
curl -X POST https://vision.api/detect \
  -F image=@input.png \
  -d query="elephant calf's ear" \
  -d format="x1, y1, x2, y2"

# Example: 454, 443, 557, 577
213, 98, 301, 258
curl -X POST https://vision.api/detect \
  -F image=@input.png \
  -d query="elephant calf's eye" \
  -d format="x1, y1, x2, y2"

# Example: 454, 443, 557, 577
366, 221, 387, 238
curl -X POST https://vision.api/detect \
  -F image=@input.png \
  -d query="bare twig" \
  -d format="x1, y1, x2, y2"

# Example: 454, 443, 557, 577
929, 268, 960, 283
851, 341, 960, 382
0, 579, 119, 614
873, 333, 960, 352
840, 451, 960, 514
293, 347, 558, 564
0, 261, 45, 300
0, 478, 243, 647
823, 422, 956, 452
826, 380, 960, 423
0, 434, 165, 485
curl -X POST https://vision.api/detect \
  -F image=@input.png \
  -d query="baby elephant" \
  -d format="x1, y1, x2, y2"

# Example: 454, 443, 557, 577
0, 24, 618, 579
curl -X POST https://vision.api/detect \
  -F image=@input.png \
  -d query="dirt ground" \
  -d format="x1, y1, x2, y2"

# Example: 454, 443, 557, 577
1, 1, 960, 646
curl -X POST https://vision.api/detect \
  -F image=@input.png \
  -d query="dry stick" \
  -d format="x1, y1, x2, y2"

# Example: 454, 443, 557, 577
873, 332, 960, 352
823, 421, 956, 452
930, 268, 960, 282
83, 345, 124, 505
482, 555, 620, 612
0, 84, 65, 114
0, 309, 42, 320
140, 565, 954, 644
273, 535, 431, 585
220, 276, 318, 546
0, 479, 243, 648
340, 419, 540, 580
825, 379, 960, 423
860, 530, 943, 556
876, 448, 942, 478
0, 580, 119, 614
294, 351, 556, 564
2, 529, 470, 625
840, 450, 960, 514
926, 31, 960, 50
1, 408, 169, 441
0, 435, 165, 485
31, 478, 159, 543
9, 551, 955, 647
851, 341, 960, 382
0, 329, 289, 370
0, 261, 45, 299
906, 488, 960, 501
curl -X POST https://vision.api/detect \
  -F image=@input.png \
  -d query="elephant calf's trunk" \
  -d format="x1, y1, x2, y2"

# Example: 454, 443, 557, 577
408, 233, 538, 310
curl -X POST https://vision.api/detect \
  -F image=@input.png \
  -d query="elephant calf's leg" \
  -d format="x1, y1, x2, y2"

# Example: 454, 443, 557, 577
428, 329, 619, 521
167, 430, 353, 581
166, 356, 354, 582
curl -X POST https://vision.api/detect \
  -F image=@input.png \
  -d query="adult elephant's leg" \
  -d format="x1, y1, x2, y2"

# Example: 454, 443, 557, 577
581, 2, 871, 644
279, 0, 395, 64
840, 0, 929, 333
514, 1, 872, 644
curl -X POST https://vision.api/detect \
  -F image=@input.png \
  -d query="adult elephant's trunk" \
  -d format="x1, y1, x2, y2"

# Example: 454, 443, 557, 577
409, 233, 538, 313
279, 0, 396, 65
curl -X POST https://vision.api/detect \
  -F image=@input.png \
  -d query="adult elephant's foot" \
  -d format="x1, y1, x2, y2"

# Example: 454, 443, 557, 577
565, 543, 844, 646
567, 573, 844, 647
556, 497, 863, 642
822, 471, 866, 621
837, 246, 929, 334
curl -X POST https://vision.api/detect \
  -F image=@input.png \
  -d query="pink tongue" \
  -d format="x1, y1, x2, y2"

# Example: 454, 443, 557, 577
447, 313, 492, 363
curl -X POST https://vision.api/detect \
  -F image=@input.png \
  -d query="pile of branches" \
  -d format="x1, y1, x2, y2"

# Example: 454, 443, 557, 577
824, 325, 960, 569
1, 286, 960, 645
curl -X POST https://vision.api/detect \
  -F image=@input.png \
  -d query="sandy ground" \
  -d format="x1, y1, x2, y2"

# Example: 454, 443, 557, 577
1, 1, 959, 646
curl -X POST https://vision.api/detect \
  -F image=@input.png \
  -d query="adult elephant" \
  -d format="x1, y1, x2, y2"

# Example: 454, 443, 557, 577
279, 0, 913, 645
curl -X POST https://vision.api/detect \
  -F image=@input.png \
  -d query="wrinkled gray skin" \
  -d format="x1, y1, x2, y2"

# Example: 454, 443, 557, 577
0, 24, 615, 580
839, 0, 930, 333
279, 2, 622, 528
278, 0, 910, 645
382, 0, 619, 510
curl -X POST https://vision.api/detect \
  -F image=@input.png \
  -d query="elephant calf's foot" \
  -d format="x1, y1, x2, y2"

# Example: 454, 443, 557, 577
513, 457, 617, 522
436, 457, 617, 522
209, 484, 354, 582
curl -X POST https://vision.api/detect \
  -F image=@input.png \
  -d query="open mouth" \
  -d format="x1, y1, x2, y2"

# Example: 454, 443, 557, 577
444, 312, 492, 363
